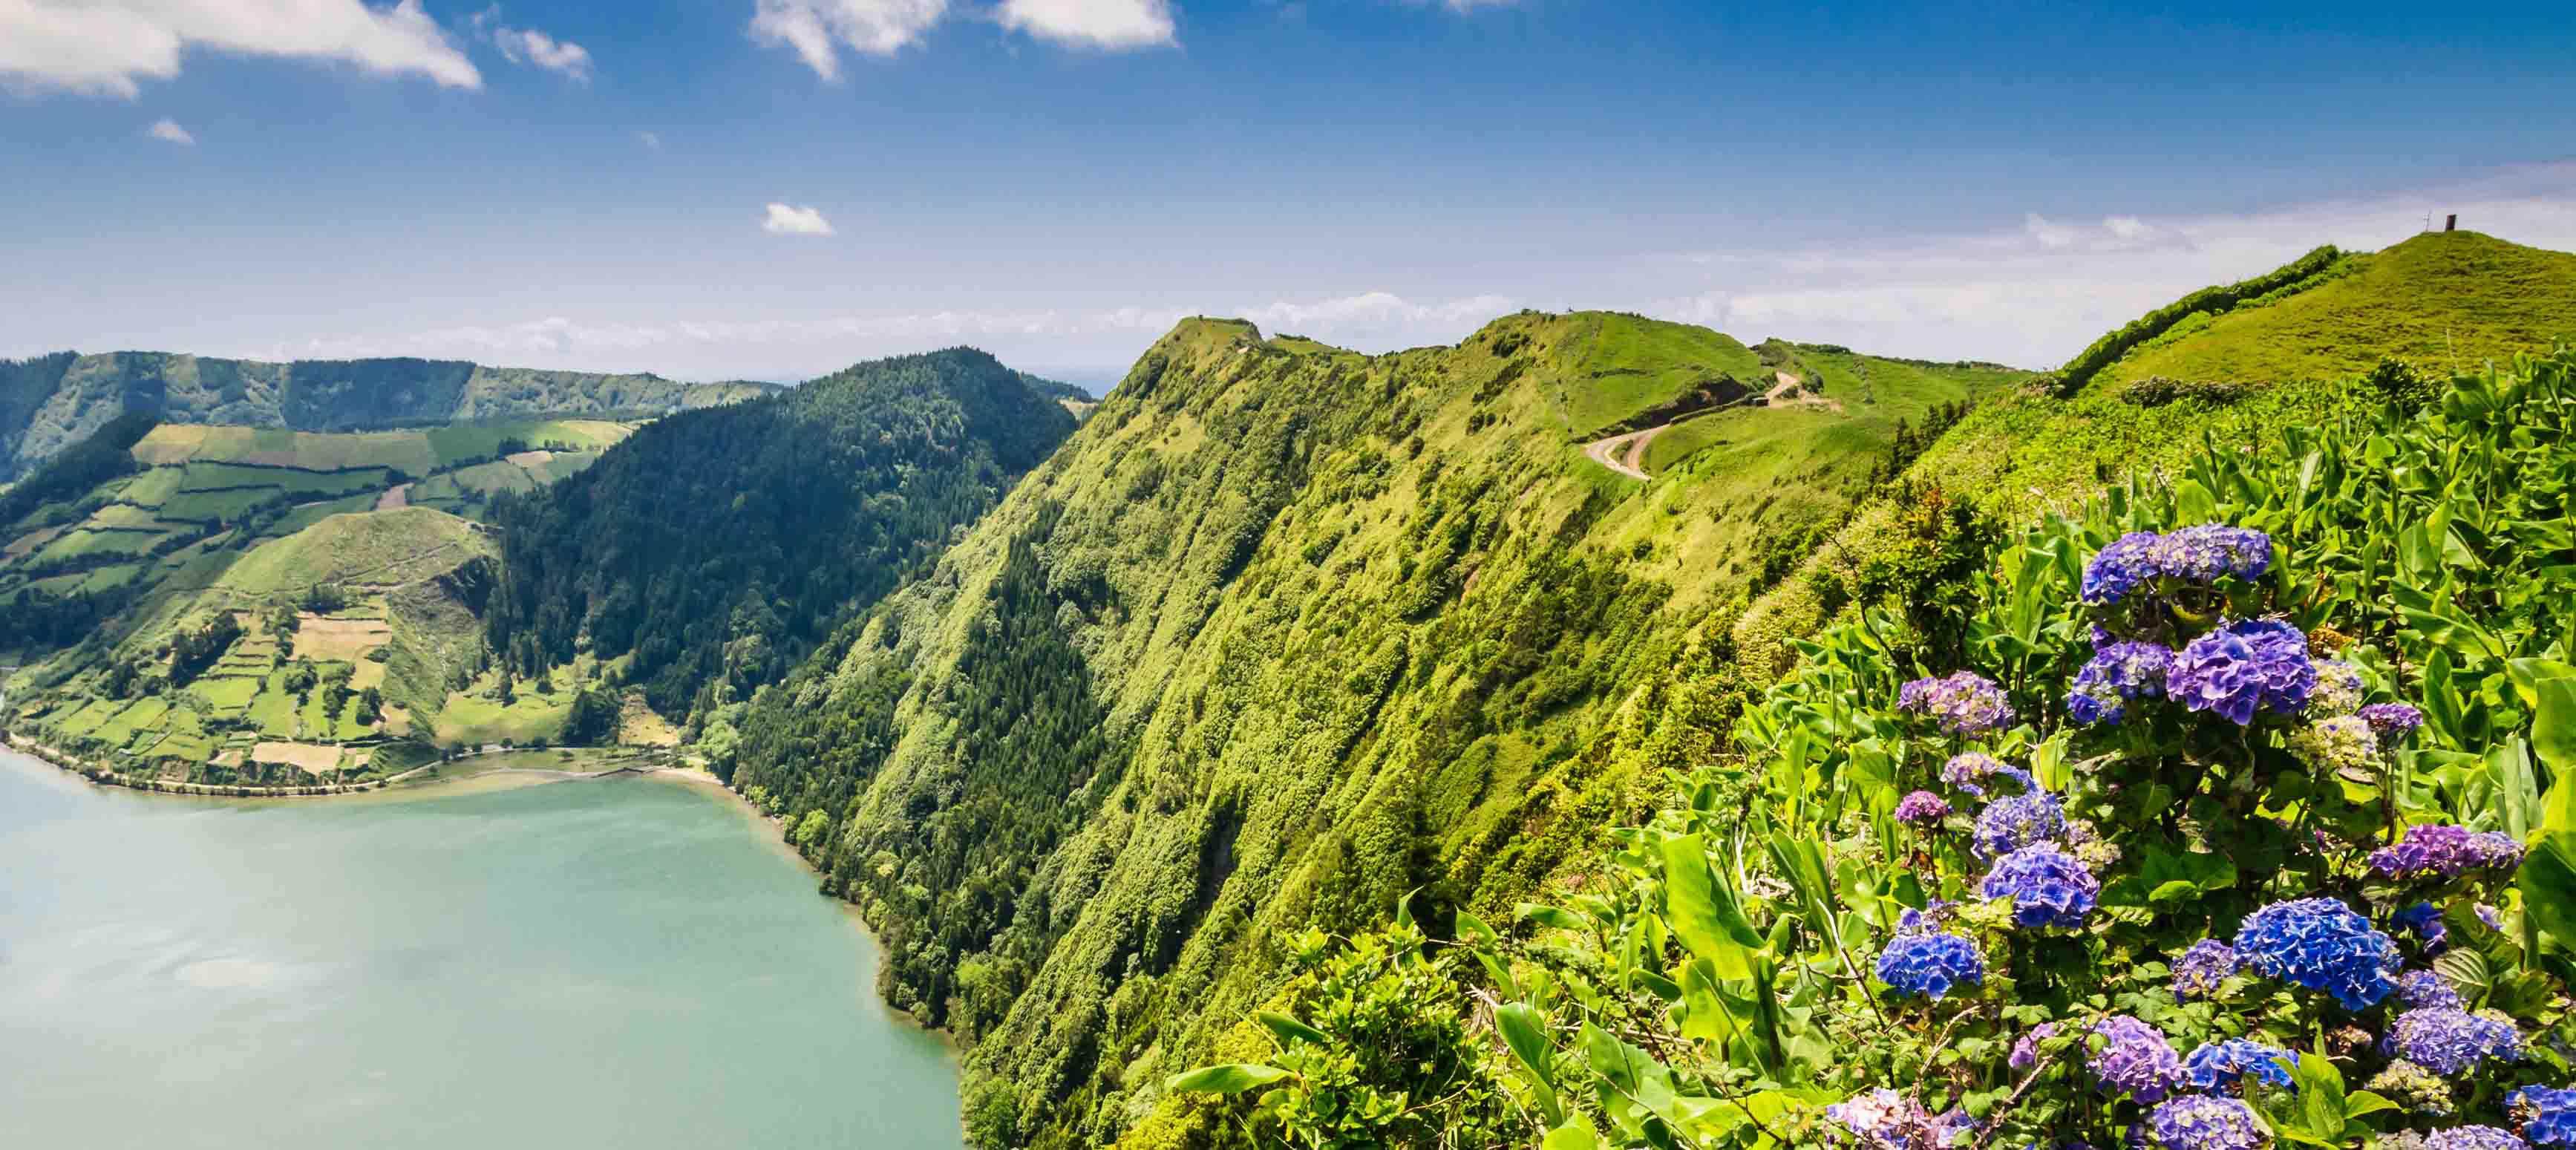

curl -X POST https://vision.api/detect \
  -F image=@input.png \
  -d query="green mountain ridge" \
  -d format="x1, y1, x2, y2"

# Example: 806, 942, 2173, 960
0, 350, 785, 486
715, 310, 2027, 1148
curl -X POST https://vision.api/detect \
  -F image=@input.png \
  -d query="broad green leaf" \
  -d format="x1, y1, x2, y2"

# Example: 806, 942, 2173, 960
1663, 834, 1761, 979
2517, 832, 2576, 953
1496, 1002, 1563, 1125
1520, 903, 1589, 932
1541, 1120, 1600, 1150
1166, 1063, 1289, 1094
1255, 1010, 1329, 1048
2343, 1090, 2399, 1120
2292, 1051, 2348, 1142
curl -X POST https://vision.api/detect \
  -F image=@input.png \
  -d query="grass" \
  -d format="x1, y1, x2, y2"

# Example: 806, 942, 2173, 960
214, 506, 494, 594
423, 419, 635, 469
1532, 312, 1771, 439
432, 669, 576, 746
2099, 232, 2576, 386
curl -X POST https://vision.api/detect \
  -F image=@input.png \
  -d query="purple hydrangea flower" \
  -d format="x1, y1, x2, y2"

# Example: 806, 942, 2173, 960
2384, 1007, 2521, 1077
2067, 640, 2177, 725
1896, 790, 1952, 823
2479, 904, 2505, 932
1941, 753, 2033, 798
2362, 702, 2426, 745
2369, 825, 2527, 879
2088, 1015, 2185, 1102
1896, 900, 1954, 935
1824, 1088, 1977, 1150
2171, 938, 2244, 1001
2398, 968, 2466, 1010
2010, 1022, 2059, 1071
2425, 1128, 2534, 1150
2167, 618, 2317, 725
1875, 931, 1985, 1001
2513, 1085, 2576, 1147
2156, 524, 2274, 586
2183, 1039, 2295, 1092
2235, 897, 2399, 1010
2145, 1094, 2268, 1150
1981, 843, 2097, 929
1900, 671, 2018, 736
2082, 532, 2163, 607
1975, 791, 2067, 859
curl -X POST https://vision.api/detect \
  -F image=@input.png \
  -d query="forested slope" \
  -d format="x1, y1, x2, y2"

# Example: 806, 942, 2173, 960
482, 348, 1079, 727
0, 349, 778, 484
719, 311, 2024, 1147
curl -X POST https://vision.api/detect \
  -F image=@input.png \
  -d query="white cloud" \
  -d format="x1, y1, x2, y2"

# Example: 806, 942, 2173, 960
996, 0, 1176, 50
638, 130, 661, 149
760, 203, 837, 235
0, 0, 479, 98
146, 117, 194, 145
750, 0, 949, 79
1646, 162, 2576, 368
490, 24, 592, 80
1238, 290, 1512, 333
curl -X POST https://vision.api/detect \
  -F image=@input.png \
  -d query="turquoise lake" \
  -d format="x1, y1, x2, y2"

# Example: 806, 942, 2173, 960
0, 748, 962, 1149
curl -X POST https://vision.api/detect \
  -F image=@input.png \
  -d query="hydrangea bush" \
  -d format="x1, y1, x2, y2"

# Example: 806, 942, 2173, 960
1179, 356, 2576, 1149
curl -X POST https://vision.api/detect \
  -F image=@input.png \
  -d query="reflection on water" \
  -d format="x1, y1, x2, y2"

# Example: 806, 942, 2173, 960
0, 749, 962, 1150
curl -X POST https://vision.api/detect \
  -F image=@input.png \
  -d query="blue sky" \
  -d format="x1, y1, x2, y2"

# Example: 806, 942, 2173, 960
3, 1, 2572, 386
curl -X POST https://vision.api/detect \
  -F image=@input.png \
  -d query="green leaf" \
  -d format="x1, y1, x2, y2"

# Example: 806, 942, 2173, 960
1520, 903, 1589, 932
1497, 1002, 1564, 1126
2342, 1090, 2399, 1120
2291, 1051, 2348, 1142
1166, 1063, 1289, 1094
2528, 670, 2576, 783
2517, 831, 2576, 953
1662, 833, 1762, 979
1541, 1120, 1600, 1150
1255, 1010, 1329, 1048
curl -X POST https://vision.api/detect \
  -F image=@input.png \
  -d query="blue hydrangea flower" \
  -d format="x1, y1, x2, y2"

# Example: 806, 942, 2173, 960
1896, 790, 1952, 823
2171, 938, 2244, 1001
2512, 1085, 2576, 1147
2234, 898, 2399, 1010
2184, 1039, 2295, 1091
1874, 931, 1984, 1001
2067, 639, 2177, 726
2395, 904, 2450, 953
2166, 618, 2317, 725
1900, 671, 2018, 736
2088, 1015, 2185, 1102
2370, 825, 2526, 879
2398, 968, 2465, 1010
2479, 904, 2505, 932
1975, 791, 2067, 859
2384, 1007, 2521, 1076
2145, 1094, 2269, 1150
2082, 532, 2164, 606
1980, 843, 2097, 929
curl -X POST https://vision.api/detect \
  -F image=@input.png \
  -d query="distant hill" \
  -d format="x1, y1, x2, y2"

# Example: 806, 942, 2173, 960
0, 350, 782, 485
2050, 230, 2576, 393
484, 347, 1081, 727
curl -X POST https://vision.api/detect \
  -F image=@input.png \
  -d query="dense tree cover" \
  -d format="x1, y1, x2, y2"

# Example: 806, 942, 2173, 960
482, 348, 1076, 722
0, 410, 155, 529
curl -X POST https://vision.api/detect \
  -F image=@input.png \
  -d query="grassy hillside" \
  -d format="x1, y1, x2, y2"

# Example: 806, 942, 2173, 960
0, 349, 774, 484
2092, 230, 2576, 388
4, 506, 506, 786
713, 312, 2023, 1148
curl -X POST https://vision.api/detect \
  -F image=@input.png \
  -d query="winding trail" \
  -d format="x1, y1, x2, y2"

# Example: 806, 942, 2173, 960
1583, 424, 1667, 481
